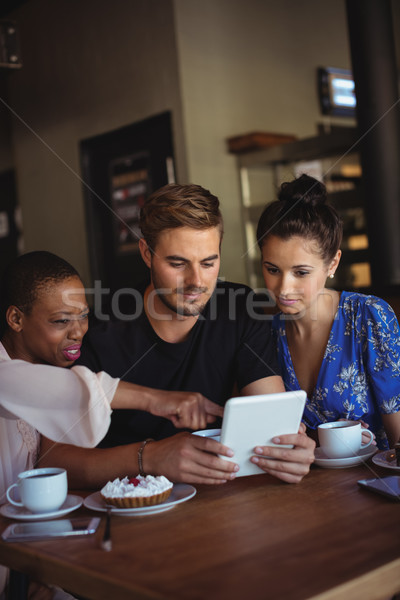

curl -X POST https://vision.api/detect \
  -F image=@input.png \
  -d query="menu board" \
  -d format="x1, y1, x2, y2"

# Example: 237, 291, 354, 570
109, 153, 151, 255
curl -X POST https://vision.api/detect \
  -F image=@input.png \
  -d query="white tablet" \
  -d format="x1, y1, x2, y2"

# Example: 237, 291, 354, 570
220, 390, 306, 477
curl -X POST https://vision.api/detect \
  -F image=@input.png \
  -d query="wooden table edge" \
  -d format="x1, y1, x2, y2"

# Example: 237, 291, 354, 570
308, 557, 400, 600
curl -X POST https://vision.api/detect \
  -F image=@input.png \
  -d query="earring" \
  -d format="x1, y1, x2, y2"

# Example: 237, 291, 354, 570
329, 274, 334, 279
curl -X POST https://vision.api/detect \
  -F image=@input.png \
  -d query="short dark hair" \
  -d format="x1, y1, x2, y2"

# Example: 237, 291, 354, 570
256, 174, 343, 263
0, 251, 81, 336
139, 183, 223, 251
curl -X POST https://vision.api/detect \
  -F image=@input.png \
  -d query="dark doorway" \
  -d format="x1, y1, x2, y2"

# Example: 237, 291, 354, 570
0, 169, 22, 277
80, 111, 175, 314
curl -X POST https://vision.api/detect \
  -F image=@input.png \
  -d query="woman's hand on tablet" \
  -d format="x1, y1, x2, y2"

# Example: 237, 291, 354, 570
250, 423, 315, 483
148, 390, 224, 431
144, 432, 239, 485
116, 382, 224, 431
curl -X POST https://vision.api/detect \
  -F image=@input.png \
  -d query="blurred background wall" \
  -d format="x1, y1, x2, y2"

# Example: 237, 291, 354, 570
0, 0, 399, 286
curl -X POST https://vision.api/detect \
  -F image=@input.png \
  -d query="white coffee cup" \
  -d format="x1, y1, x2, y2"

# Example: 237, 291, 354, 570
192, 428, 221, 442
317, 421, 374, 459
6, 467, 68, 514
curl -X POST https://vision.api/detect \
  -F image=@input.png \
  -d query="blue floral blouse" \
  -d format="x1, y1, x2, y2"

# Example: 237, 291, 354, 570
272, 292, 400, 449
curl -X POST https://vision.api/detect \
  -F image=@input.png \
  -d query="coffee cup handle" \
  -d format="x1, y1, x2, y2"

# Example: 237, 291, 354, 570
361, 428, 374, 449
6, 483, 24, 507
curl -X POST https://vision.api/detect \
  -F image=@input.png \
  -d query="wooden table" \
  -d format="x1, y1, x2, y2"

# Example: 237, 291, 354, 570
0, 460, 399, 600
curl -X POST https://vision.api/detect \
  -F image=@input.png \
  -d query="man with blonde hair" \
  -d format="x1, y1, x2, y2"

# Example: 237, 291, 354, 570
39, 184, 315, 486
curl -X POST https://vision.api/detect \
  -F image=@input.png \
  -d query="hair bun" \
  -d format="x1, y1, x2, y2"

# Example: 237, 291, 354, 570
278, 174, 327, 207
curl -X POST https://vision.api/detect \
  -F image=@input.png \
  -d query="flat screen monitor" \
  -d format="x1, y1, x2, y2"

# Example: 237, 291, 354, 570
318, 66, 356, 117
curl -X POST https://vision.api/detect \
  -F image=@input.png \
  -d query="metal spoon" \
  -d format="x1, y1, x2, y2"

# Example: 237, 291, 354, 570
101, 506, 112, 552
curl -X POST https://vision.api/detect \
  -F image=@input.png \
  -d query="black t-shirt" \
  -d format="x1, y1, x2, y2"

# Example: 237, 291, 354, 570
77, 281, 279, 446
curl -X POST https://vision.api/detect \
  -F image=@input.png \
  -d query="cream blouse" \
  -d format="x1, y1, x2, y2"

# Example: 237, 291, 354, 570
0, 342, 119, 504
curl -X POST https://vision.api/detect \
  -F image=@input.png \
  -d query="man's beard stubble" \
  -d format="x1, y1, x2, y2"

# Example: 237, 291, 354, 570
150, 266, 209, 317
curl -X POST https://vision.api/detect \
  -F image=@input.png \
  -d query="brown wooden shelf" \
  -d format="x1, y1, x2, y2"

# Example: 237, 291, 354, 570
238, 128, 359, 168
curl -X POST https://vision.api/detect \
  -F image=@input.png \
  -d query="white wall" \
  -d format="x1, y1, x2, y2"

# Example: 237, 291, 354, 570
6, 0, 186, 283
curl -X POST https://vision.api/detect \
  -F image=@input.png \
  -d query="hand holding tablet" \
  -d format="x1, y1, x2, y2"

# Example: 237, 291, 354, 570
194, 391, 307, 477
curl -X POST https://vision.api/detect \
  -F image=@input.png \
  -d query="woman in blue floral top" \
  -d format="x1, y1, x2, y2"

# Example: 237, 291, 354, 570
256, 174, 400, 450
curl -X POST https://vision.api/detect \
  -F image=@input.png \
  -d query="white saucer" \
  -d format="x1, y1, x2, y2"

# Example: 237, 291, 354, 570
314, 446, 377, 469
372, 450, 400, 472
84, 484, 196, 516
0, 494, 83, 521
192, 429, 221, 441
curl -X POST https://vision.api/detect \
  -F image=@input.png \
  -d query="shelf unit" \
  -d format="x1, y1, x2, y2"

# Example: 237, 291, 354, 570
235, 128, 369, 290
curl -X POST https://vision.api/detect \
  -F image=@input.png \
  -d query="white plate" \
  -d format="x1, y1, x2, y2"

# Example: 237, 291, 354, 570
0, 494, 83, 521
372, 450, 400, 472
314, 445, 377, 469
84, 484, 196, 516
